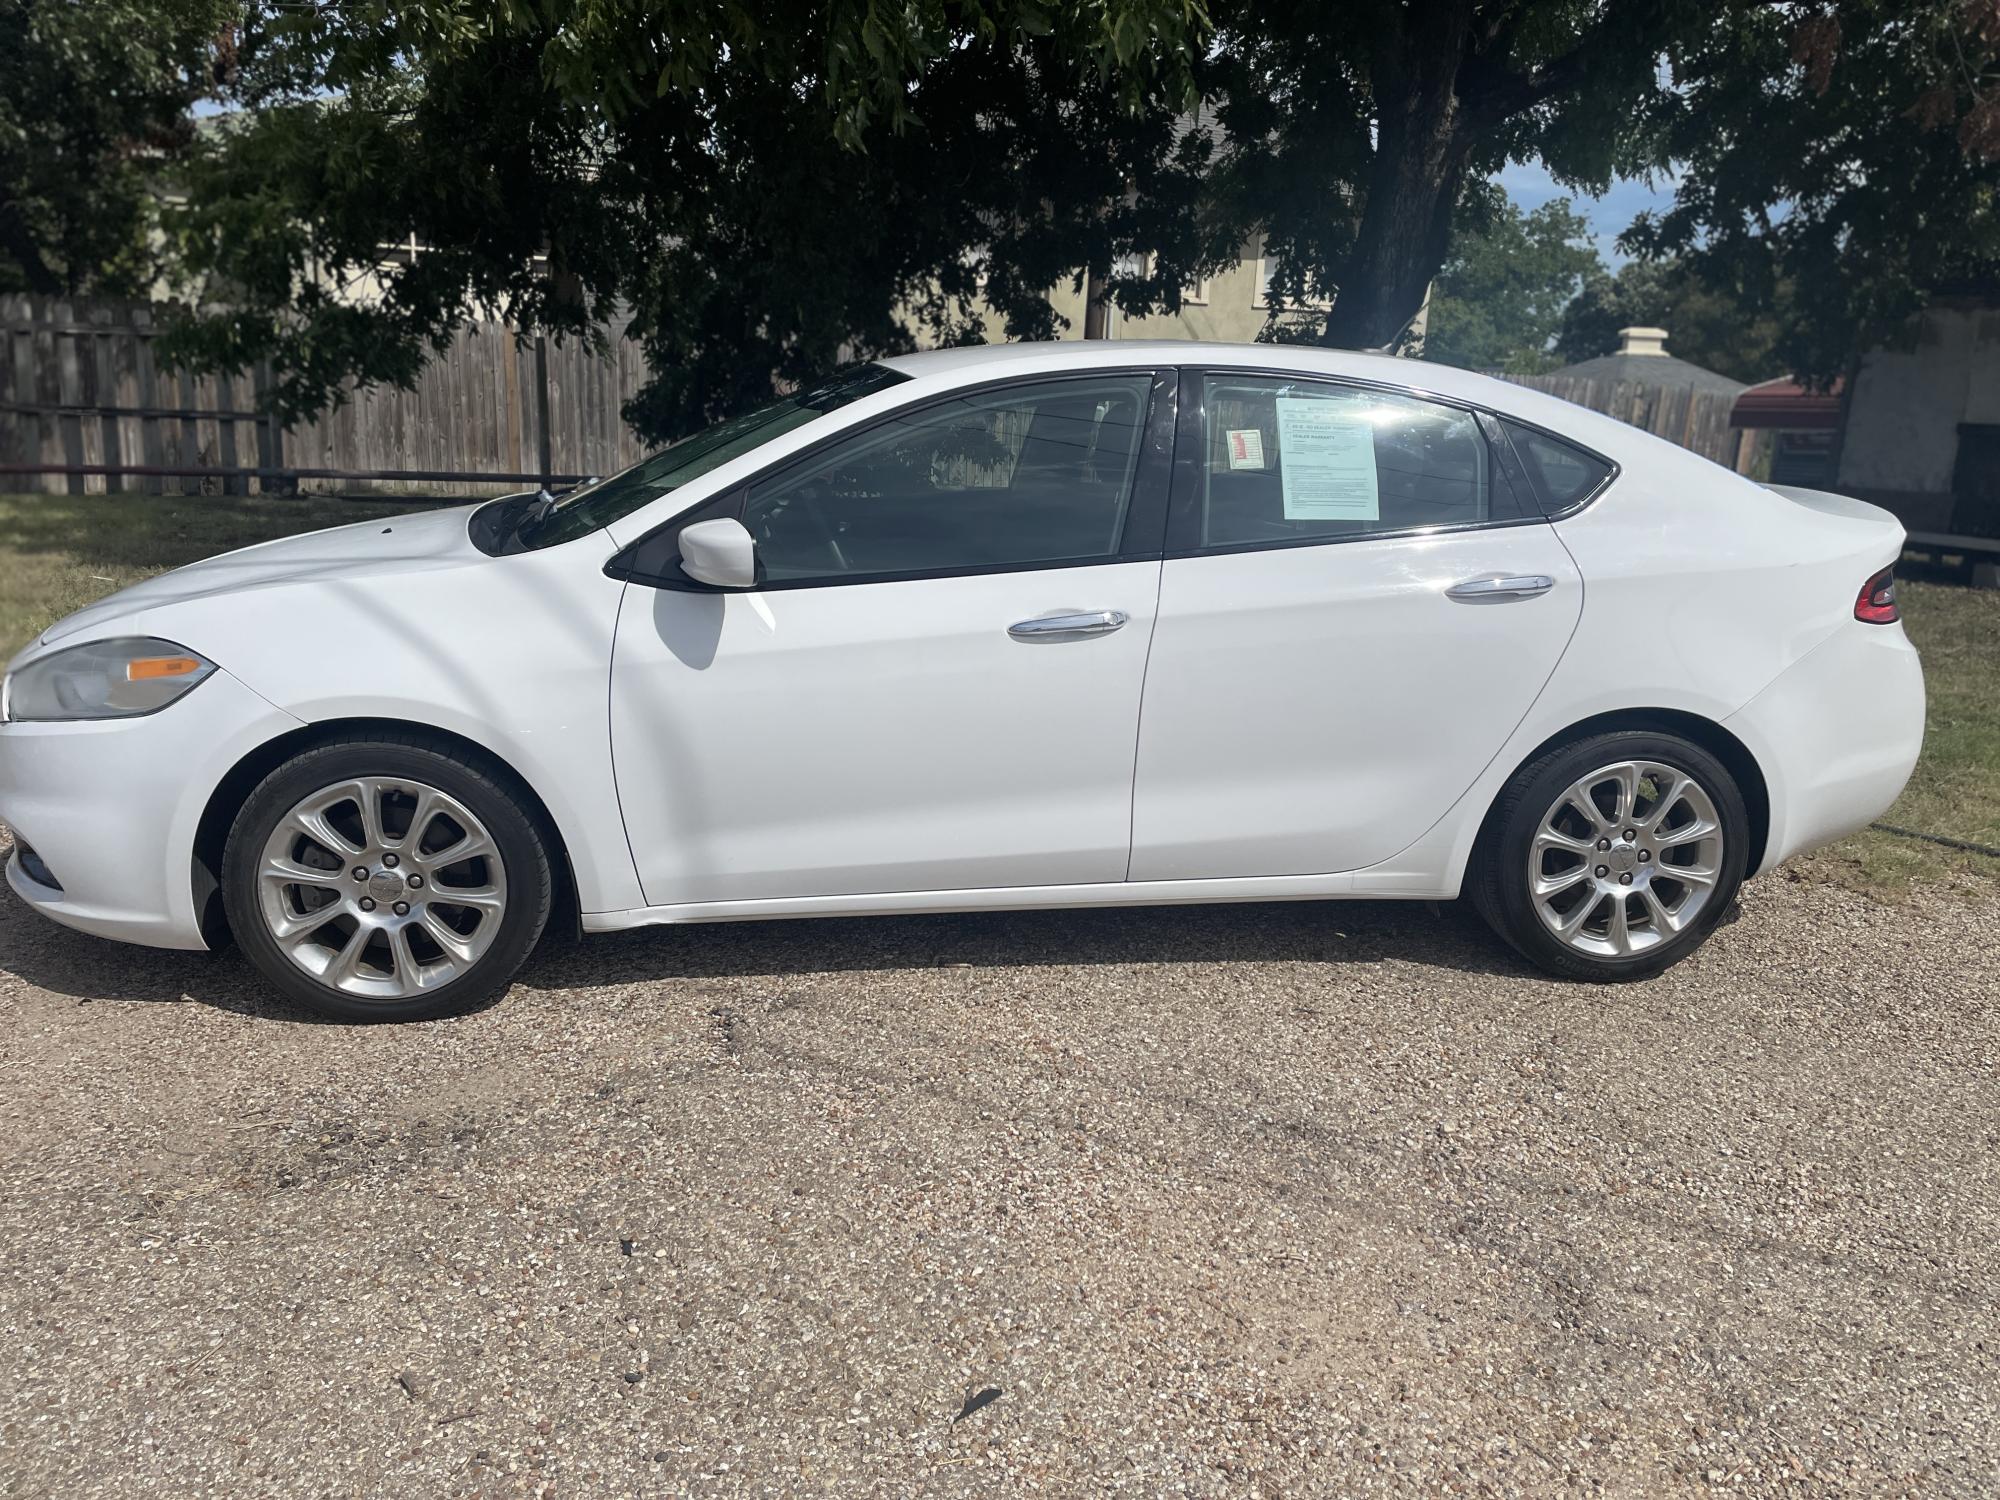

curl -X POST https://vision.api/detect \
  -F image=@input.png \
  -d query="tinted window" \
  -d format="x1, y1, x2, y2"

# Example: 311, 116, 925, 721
744, 375, 1154, 582
1196, 375, 1513, 548
1502, 419, 1614, 513
515, 363, 910, 549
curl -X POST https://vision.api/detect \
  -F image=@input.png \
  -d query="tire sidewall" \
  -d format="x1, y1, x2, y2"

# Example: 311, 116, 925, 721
1484, 731, 1750, 980
222, 741, 551, 1021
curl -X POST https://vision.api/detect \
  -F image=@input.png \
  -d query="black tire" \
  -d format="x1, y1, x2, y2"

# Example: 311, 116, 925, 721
1470, 729, 1749, 982
221, 733, 553, 1022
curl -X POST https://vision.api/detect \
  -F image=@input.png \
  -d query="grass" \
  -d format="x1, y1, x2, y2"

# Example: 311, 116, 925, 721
0, 491, 413, 660
1801, 579, 2000, 899
0, 492, 1994, 897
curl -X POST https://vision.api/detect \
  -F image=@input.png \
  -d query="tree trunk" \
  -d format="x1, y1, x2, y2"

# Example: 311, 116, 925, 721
1321, 7, 1475, 351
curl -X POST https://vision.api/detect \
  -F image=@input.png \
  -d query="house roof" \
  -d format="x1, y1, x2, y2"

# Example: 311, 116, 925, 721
1546, 326, 1747, 395
1546, 350, 1747, 395
1730, 376, 1844, 430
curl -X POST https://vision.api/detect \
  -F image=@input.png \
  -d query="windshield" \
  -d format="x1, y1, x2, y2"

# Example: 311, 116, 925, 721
512, 361, 911, 550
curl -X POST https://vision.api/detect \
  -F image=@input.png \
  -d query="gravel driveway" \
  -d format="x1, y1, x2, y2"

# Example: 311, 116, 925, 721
1, 864, 1996, 1497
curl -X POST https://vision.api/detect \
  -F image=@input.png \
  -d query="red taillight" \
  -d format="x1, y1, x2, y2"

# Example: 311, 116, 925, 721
1855, 566, 1900, 624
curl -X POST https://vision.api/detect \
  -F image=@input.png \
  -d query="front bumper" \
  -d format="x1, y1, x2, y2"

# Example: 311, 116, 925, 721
0, 670, 303, 950
1727, 619, 1926, 873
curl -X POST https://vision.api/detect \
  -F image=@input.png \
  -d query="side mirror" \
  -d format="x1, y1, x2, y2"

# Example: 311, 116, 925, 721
677, 517, 758, 589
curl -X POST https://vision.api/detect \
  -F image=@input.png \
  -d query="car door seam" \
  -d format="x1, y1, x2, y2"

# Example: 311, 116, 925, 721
601, 578, 651, 910
1350, 525, 1589, 877
1121, 558, 1169, 882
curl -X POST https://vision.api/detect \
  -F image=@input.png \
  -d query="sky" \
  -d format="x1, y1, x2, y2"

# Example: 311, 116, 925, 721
1497, 161, 1679, 268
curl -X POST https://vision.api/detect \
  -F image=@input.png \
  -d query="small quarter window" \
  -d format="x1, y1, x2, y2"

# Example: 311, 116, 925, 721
1501, 419, 1614, 514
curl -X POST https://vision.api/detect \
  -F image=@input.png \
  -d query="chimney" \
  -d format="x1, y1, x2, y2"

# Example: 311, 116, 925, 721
1617, 326, 1669, 357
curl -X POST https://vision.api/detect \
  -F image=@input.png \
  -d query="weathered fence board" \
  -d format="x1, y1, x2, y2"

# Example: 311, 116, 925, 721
1503, 373, 1751, 470
0, 294, 655, 496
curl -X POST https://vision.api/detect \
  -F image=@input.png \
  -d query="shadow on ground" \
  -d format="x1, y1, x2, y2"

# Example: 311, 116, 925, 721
0, 887, 1534, 1020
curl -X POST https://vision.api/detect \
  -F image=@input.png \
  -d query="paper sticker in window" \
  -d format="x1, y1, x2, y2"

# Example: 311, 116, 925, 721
1225, 429, 1265, 470
1275, 397, 1379, 521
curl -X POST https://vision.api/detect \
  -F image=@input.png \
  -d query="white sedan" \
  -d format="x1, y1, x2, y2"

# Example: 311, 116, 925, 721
0, 342, 1924, 1020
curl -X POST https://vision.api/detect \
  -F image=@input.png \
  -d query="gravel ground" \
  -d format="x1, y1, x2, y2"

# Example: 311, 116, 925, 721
1, 867, 1996, 1498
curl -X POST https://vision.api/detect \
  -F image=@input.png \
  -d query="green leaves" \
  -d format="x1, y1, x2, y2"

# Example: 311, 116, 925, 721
134, 0, 2000, 440
1635, 0, 2000, 381
0, 0, 239, 296
1420, 190, 1602, 374
155, 0, 1214, 434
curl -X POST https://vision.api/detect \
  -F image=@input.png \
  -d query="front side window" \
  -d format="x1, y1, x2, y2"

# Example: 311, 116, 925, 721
743, 374, 1155, 582
1194, 374, 1521, 549
511, 362, 911, 550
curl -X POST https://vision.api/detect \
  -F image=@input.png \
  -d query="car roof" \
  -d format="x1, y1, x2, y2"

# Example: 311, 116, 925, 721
874, 340, 1643, 458
878, 339, 1424, 384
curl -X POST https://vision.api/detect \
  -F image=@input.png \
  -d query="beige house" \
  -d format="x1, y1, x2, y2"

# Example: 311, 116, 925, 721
954, 237, 1430, 350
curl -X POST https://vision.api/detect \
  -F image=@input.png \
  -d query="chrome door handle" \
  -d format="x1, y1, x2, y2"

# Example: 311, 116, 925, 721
1007, 609, 1129, 639
1446, 574, 1555, 602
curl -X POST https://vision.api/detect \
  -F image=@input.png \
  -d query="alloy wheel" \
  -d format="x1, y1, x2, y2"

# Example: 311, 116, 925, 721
1526, 759, 1724, 959
255, 776, 509, 1000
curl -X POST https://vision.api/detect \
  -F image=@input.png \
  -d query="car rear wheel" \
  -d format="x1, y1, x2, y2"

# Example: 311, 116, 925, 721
1471, 730, 1749, 981
222, 734, 552, 1021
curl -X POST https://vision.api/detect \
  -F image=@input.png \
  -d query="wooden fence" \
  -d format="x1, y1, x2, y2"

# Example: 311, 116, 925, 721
3, 294, 1765, 498
0, 294, 655, 497
1502, 372, 1755, 471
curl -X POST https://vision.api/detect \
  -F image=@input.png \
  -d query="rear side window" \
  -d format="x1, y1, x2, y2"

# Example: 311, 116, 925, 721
1192, 374, 1525, 550
743, 375, 1154, 582
1501, 419, 1615, 514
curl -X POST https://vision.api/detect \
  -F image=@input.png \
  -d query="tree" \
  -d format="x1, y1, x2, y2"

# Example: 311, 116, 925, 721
1418, 189, 1601, 373
154, 0, 2000, 438
1623, 0, 2000, 383
1553, 260, 1788, 384
0, 0, 237, 295
166, 0, 1731, 435
159, 1, 1215, 440
1196, 1, 1717, 349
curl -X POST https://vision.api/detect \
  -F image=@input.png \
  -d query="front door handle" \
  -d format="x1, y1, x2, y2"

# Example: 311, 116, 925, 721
1446, 574, 1555, 602
1007, 609, 1129, 639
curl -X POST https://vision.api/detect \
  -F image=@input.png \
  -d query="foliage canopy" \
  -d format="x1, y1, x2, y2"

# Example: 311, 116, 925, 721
9, 0, 2000, 435
0, 0, 237, 296
1418, 190, 1602, 374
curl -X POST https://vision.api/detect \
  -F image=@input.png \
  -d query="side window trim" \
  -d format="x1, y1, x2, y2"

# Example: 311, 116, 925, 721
1477, 410, 1545, 518
611, 367, 1180, 592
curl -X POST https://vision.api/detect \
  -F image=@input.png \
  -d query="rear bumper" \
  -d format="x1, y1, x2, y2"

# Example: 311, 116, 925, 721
0, 671, 303, 950
1727, 621, 1925, 873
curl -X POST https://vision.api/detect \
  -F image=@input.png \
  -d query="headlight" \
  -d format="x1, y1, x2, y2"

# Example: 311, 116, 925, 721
1, 637, 217, 723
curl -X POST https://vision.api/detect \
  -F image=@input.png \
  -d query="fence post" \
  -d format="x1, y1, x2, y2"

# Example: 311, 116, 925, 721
533, 334, 553, 485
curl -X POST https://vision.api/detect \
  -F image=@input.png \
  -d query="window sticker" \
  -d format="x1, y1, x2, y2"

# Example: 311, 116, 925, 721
1225, 428, 1265, 470
1275, 397, 1379, 521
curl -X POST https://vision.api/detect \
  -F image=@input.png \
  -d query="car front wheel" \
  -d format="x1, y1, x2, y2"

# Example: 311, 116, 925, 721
222, 734, 552, 1021
1471, 730, 1750, 981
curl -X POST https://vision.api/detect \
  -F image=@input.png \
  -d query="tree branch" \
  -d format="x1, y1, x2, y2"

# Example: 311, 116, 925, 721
1459, 0, 1682, 131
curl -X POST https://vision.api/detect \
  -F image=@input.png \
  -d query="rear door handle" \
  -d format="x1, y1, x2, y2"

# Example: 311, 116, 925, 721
1007, 609, 1129, 639
1446, 574, 1555, 602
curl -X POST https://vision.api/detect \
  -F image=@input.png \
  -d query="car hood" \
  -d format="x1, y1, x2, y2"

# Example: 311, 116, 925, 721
39, 504, 485, 647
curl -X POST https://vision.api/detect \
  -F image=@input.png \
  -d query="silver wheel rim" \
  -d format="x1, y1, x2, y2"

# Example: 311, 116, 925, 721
1528, 760, 1724, 959
256, 776, 508, 1001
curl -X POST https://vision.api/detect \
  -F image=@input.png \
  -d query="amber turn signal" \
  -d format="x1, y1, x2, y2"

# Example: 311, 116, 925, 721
125, 655, 205, 681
